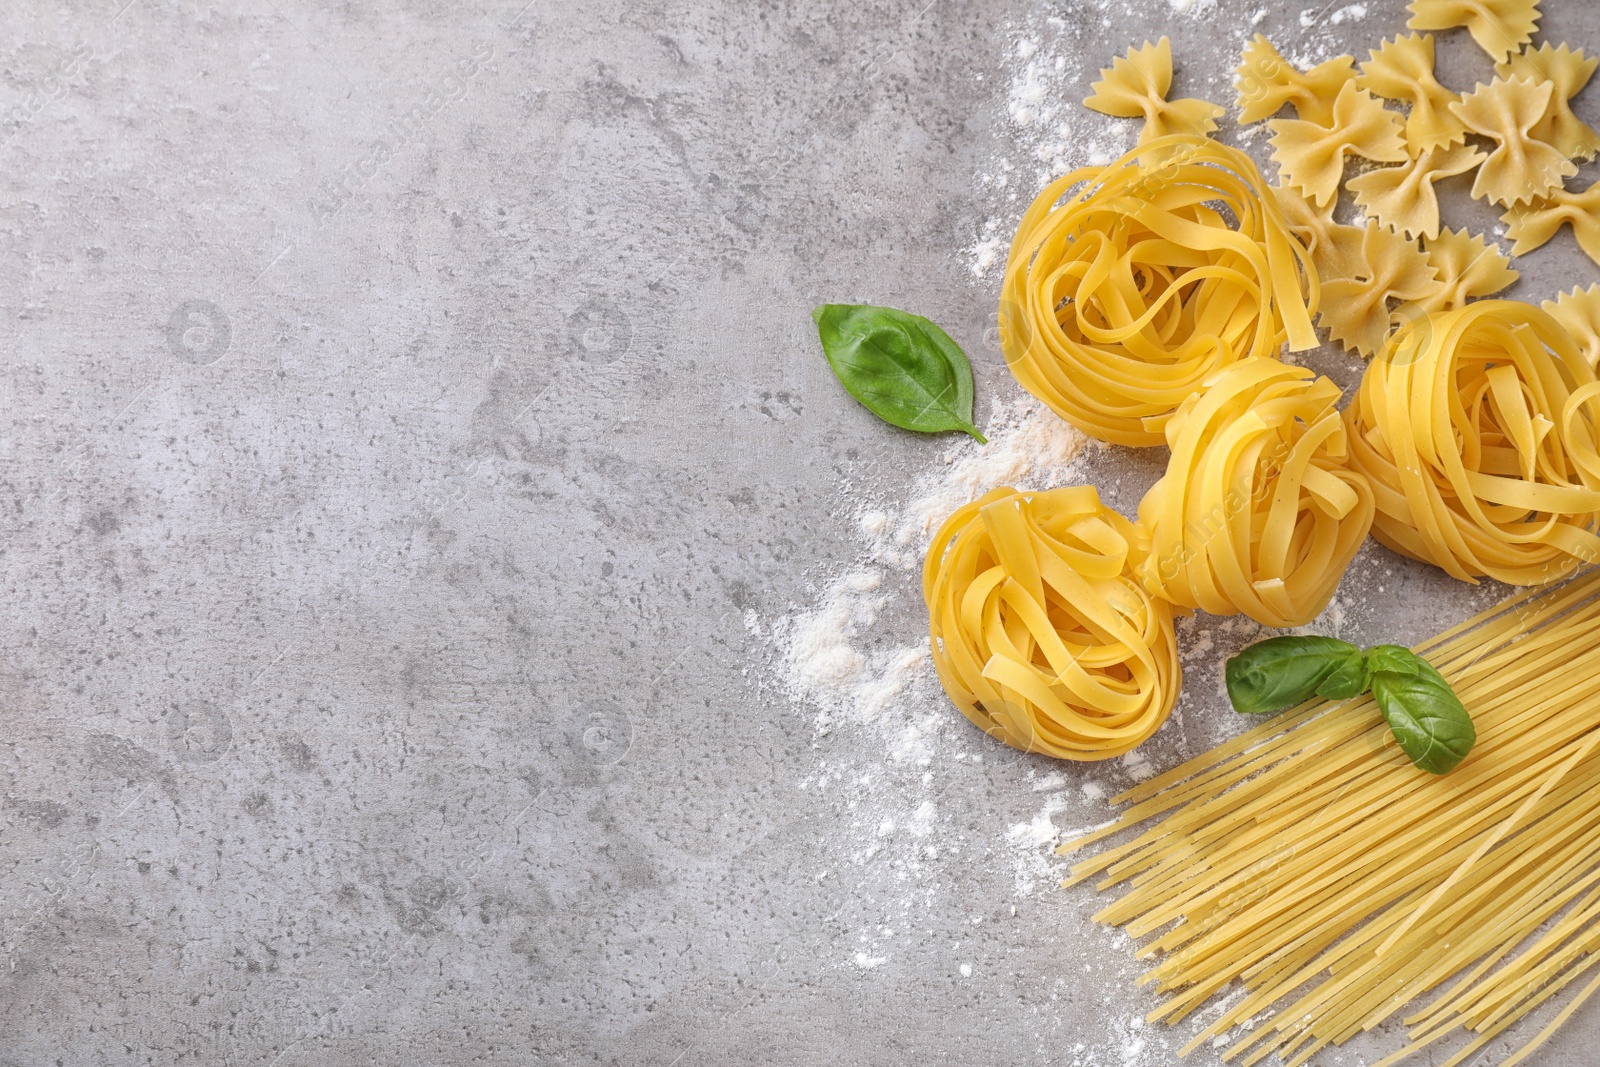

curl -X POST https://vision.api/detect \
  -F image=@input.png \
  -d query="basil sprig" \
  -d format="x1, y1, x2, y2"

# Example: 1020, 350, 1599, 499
1225, 636, 1368, 713
813, 304, 986, 442
1225, 637, 1477, 775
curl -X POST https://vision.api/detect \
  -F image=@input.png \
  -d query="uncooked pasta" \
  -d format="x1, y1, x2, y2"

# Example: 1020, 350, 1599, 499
998, 134, 1319, 448
922, 486, 1178, 760
1061, 568, 1600, 1067
1136, 358, 1374, 628
1345, 299, 1600, 584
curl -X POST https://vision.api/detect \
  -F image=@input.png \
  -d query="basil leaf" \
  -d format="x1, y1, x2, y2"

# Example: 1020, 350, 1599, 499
1225, 635, 1367, 714
1369, 648, 1476, 775
813, 304, 986, 442
1364, 644, 1425, 677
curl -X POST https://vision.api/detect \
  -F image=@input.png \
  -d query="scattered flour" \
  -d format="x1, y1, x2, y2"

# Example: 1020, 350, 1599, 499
969, 9, 1135, 276
768, 392, 1093, 977
876, 394, 1090, 566
1006, 793, 1069, 850
780, 394, 1088, 736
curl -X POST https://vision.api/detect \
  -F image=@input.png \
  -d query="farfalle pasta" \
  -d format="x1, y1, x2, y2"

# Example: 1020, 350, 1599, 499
1318, 221, 1443, 356
1543, 284, 1600, 367
1270, 81, 1408, 207
1407, 0, 1540, 63
1235, 35, 1356, 125
923, 486, 1179, 761
1136, 359, 1375, 628
1451, 76, 1577, 206
1271, 184, 1367, 282
1358, 33, 1466, 153
1345, 141, 1484, 239
1346, 299, 1600, 584
1498, 42, 1600, 159
1408, 227, 1519, 314
999, 135, 1318, 447
1503, 180, 1600, 265
1085, 37, 1224, 144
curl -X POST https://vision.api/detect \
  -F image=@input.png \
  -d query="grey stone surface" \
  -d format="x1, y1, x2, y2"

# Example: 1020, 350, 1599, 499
2, 0, 1600, 1064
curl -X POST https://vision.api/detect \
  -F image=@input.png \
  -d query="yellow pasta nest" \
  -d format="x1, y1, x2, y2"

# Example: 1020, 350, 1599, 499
999, 135, 1319, 448
923, 486, 1179, 761
1346, 299, 1600, 584
1137, 359, 1375, 628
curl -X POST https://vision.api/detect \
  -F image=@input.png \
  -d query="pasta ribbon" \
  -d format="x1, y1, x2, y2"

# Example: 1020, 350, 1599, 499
923, 486, 1179, 761
1345, 141, 1484, 239
1542, 284, 1600, 367
1451, 76, 1576, 206
1318, 221, 1442, 357
999, 135, 1319, 448
1234, 35, 1356, 125
1503, 180, 1600, 264
1346, 299, 1600, 584
1497, 42, 1600, 159
1407, 0, 1540, 63
1358, 33, 1466, 153
1269, 81, 1408, 208
1084, 37, 1224, 143
1137, 358, 1374, 628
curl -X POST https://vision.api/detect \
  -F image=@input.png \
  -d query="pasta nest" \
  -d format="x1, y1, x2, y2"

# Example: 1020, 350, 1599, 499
1346, 299, 1600, 584
1137, 358, 1376, 627
923, 486, 1179, 761
999, 134, 1320, 448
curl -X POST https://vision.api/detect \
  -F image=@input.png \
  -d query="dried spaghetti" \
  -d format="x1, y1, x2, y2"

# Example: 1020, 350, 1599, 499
1063, 569, 1600, 1066
999, 134, 1320, 448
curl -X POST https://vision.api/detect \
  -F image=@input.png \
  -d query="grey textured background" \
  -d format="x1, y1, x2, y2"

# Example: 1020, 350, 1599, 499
2, 0, 1599, 1064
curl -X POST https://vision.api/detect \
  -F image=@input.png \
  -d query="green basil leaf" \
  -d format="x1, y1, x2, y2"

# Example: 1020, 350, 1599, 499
813, 304, 986, 442
1369, 649, 1476, 775
1225, 635, 1367, 714
1364, 644, 1425, 677
1317, 652, 1371, 701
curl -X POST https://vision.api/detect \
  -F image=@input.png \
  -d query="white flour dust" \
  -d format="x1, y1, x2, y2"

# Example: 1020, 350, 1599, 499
777, 394, 1089, 736
969, 8, 1136, 277
759, 394, 1092, 974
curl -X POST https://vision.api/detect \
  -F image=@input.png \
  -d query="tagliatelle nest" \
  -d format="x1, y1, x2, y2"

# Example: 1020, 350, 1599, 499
1346, 299, 1600, 584
1136, 358, 1375, 628
999, 135, 1319, 448
922, 486, 1179, 761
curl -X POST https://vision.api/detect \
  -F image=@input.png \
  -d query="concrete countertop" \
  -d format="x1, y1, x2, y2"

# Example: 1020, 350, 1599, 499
2, 0, 1597, 1063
